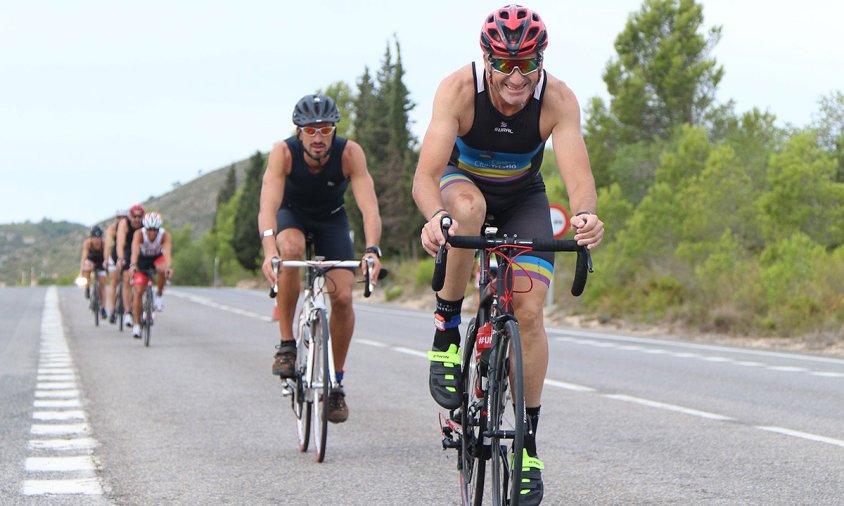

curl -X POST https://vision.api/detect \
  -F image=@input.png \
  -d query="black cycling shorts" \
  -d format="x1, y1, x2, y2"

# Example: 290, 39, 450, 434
276, 205, 355, 264
440, 166, 555, 286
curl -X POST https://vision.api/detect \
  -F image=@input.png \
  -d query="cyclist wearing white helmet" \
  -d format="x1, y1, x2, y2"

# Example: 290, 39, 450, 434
128, 211, 173, 338
103, 208, 129, 323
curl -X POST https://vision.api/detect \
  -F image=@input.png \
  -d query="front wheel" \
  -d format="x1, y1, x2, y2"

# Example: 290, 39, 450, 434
310, 309, 330, 463
142, 286, 153, 347
92, 279, 101, 327
489, 320, 525, 506
460, 317, 486, 506
294, 317, 312, 452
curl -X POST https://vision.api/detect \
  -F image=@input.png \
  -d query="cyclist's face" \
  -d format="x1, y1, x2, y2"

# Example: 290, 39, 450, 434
298, 122, 334, 159
484, 53, 541, 110
129, 213, 143, 227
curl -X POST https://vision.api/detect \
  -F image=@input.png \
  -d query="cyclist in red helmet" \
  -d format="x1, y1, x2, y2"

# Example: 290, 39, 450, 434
413, 5, 604, 503
103, 208, 129, 323
116, 204, 145, 329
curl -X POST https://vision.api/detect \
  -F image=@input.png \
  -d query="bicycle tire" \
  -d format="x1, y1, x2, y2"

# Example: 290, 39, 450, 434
311, 308, 329, 462
459, 318, 485, 506
92, 277, 100, 327
294, 314, 311, 452
143, 286, 153, 347
116, 283, 124, 332
489, 319, 525, 506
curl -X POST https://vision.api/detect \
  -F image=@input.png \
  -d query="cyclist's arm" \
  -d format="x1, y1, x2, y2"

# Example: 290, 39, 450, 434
343, 140, 383, 281
258, 141, 292, 283
115, 220, 128, 264
344, 141, 381, 246
129, 230, 141, 272
160, 232, 173, 277
412, 66, 472, 255
79, 238, 89, 273
544, 75, 604, 249
103, 224, 115, 263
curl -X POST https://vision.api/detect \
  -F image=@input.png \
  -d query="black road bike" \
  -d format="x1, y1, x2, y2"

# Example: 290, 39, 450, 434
434, 217, 592, 505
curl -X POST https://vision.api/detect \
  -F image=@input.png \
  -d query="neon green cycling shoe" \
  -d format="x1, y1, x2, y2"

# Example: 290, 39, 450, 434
428, 343, 462, 410
513, 450, 544, 505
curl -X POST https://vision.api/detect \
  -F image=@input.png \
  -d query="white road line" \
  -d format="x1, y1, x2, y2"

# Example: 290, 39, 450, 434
394, 346, 429, 358
756, 426, 844, 449
544, 379, 596, 392
33, 399, 82, 408
33, 410, 86, 421
357, 338, 388, 348
603, 394, 734, 421
34, 389, 80, 398
31, 423, 90, 436
22, 478, 102, 495
28, 438, 98, 451
36, 382, 77, 389
25, 456, 96, 472
811, 371, 844, 378
22, 287, 104, 498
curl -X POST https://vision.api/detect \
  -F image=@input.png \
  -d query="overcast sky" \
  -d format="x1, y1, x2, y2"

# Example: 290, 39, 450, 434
1, 0, 841, 226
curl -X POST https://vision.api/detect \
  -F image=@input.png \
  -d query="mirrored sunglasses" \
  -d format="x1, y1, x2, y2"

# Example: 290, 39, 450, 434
488, 56, 542, 76
299, 125, 336, 137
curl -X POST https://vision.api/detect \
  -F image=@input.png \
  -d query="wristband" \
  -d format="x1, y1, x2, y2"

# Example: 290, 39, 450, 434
430, 208, 447, 220
575, 211, 592, 217
261, 229, 275, 238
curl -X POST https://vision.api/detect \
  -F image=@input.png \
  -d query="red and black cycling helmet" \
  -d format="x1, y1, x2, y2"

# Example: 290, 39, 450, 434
292, 94, 341, 127
480, 4, 548, 57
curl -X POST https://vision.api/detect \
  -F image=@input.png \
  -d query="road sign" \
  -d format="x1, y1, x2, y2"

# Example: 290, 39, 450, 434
549, 203, 569, 239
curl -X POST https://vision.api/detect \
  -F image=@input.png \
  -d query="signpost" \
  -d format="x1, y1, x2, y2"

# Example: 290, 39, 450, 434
547, 204, 570, 309
549, 203, 569, 239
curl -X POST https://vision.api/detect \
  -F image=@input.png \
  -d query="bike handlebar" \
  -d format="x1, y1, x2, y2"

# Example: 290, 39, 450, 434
431, 215, 593, 296
269, 256, 384, 299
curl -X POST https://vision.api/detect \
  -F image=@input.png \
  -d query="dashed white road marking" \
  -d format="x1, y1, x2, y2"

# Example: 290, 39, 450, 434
603, 394, 734, 421
756, 426, 844, 449
21, 286, 104, 498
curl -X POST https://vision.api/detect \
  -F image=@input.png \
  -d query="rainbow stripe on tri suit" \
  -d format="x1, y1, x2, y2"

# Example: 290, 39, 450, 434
511, 255, 553, 286
454, 138, 542, 184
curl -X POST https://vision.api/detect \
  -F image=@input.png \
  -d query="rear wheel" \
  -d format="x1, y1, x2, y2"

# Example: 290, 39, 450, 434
489, 320, 525, 505
311, 309, 329, 462
92, 278, 101, 327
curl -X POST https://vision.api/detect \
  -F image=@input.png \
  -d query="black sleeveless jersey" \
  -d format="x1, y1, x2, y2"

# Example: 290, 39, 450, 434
447, 61, 548, 196
282, 136, 350, 215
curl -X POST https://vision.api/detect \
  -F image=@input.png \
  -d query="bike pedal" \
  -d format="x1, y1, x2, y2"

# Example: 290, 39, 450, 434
281, 386, 293, 397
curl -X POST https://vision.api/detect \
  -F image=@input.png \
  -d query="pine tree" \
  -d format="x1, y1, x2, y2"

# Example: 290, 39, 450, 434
230, 151, 265, 271
213, 164, 237, 232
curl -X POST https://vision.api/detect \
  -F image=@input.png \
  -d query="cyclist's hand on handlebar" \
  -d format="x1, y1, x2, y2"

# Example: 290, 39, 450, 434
261, 255, 278, 286
361, 253, 381, 286
571, 213, 605, 249
421, 212, 457, 257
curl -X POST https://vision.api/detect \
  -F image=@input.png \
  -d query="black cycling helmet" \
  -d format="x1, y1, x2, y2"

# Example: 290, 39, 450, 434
292, 94, 341, 126
91, 225, 103, 238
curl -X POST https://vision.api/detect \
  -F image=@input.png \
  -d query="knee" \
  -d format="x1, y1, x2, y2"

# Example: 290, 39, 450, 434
330, 290, 353, 313
448, 190, 486, 226
515, 306, 545, 338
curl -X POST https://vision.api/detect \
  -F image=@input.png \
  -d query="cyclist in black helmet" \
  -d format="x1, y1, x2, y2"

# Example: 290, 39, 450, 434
79, 225, 107, 319
258, 93, 383, 424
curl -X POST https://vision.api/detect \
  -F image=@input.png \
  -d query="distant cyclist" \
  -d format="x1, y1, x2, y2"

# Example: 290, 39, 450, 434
412, 6, 605, 503
258, 93, 383, 424
116, 204, 145, 329
103, 209, 128, 323
79, 225, 107, 319
128, 212, 173, 338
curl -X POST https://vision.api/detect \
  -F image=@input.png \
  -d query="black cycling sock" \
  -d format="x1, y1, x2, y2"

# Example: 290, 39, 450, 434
433, 295, 463, 351
278, 340, 295, 351
524, 405, 541, 457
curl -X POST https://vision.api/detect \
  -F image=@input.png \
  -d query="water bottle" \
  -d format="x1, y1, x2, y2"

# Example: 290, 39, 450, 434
474, 322, 492, 397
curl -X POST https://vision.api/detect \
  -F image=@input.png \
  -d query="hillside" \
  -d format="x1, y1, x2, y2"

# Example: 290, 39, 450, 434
0, 156, 258, 286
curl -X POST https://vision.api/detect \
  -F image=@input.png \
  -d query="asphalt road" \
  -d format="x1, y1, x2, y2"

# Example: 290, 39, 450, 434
2, 286, 843, 505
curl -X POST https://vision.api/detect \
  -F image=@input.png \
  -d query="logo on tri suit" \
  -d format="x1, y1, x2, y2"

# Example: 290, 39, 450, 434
494, 121, 514, 134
